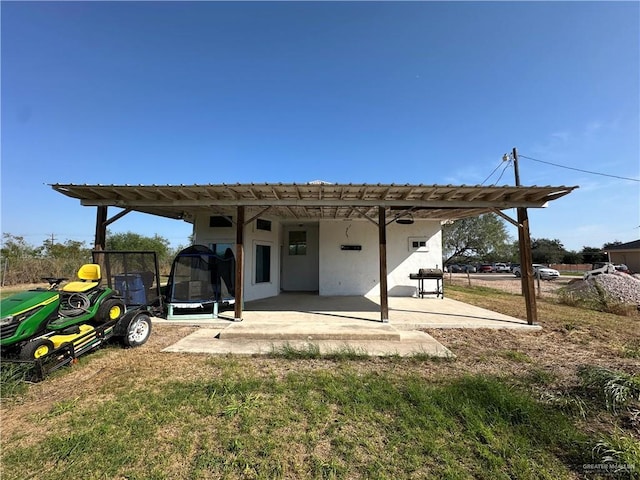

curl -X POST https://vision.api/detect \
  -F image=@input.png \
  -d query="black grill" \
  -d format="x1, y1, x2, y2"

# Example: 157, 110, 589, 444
0, 323, 19, 339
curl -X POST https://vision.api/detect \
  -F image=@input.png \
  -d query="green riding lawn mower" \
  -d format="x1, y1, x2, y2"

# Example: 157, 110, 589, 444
0, 251, 161, 380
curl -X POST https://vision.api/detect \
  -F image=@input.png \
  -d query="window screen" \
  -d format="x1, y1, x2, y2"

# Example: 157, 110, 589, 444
288, 231, 307, 255
256, 219, 271, 231
255, 244, 271, 283
209, 216, 233, 228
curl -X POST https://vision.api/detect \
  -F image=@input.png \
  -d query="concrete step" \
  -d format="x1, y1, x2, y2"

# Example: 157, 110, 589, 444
163, 329, 454, 358
218, 322, 402, 341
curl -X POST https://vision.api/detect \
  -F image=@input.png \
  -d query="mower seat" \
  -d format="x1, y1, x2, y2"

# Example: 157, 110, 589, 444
61, 264, 102, 293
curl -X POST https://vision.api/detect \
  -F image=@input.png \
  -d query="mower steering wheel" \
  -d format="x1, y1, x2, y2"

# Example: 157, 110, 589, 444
42, 277, 68, 289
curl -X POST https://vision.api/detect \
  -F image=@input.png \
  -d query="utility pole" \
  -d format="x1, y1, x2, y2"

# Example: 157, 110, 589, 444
513, 147, 538, 325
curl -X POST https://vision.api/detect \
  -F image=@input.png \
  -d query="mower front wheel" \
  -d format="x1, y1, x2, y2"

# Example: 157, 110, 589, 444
20, 338, 55, 361
121, 312, 152, 348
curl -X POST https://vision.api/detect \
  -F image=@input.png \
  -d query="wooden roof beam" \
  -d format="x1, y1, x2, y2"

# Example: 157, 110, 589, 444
441, 189, 460, 201
225, 187, 240, 200
81, 197, 554, 209
402, 187, 416, 200
134, 188, 158, 201
177, 188, 199, 201
285, 206, 298, 218
484, 190, 509, 201
247, 187, 260, 200
156, 188, 179, 201
462, 190, 486, 202
425, 188, 441, 201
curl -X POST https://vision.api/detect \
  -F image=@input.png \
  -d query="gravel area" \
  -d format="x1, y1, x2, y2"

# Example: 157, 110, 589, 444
565, 272, 640, 306
447, 271, 640, 307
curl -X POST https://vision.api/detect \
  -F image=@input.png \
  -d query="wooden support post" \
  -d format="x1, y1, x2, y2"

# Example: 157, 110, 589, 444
378, 206, 389, 323
512, 147, 537, 325
517, 208, 537, 325
234, 206, 245, 322
94, 206, 108, 250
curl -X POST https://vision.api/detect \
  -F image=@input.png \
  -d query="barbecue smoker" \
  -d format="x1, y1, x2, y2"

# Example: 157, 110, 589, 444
409, 268, 444, 299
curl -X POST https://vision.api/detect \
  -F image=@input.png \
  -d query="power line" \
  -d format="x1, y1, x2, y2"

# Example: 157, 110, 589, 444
519, 154, 640, 183
493, 159, 512, 185
480, 160, 505, 186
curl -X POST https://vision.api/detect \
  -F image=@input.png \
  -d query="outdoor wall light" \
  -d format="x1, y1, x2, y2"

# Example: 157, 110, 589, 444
395, 214, 414, 225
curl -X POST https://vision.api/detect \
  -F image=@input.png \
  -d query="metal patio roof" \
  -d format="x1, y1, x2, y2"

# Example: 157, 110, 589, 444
51, 183, 578, 223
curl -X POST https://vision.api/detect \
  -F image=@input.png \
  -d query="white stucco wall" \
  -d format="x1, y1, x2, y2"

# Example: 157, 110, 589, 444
193, 214, 443, 301
318, 219, 442, 296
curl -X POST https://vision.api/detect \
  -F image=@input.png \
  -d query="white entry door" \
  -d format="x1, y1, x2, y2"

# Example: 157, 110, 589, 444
281, 223, 319, 291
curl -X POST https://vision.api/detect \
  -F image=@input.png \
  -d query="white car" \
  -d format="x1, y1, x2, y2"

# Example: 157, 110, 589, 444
493, 263, 510, 273
513, 264, 560, 280
533, 264, 560, 280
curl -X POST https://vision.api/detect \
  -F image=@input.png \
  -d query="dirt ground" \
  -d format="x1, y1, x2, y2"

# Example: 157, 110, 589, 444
444, 271, 573, 297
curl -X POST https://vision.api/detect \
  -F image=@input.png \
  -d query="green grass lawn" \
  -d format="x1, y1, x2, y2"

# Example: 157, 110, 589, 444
1, 360, 590, 480
1, 285, 639, 479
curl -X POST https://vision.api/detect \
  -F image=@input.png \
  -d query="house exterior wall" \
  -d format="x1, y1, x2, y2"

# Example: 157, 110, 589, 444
318, 219, 442, 296
608, 250, 640, 274
194, 214, 443, 301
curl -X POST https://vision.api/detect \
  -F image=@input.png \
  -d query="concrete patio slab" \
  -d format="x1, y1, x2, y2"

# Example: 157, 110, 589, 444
156, 293, 537, 357
154, 294, 539, 330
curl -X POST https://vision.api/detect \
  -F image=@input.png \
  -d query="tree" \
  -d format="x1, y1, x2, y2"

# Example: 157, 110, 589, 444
561, 250, 582, 264
106, 231, 171, 262
0, 233, 41, 260
42, 238, 91, 260
530, 238, 566, 264
581, 246, 607, 265
442, 213, 511, 264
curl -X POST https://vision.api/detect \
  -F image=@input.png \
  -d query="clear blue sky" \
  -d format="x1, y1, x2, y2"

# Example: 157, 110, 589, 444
2, 1, 639, 252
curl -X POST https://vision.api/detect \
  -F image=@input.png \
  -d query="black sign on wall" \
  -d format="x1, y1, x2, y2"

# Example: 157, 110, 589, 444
340, 245, 362, 251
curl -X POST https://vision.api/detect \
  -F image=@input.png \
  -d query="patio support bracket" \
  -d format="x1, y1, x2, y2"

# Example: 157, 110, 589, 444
491, 208, 521, 228
94, 206, 135, 250
352, 208, 379, 227
245, 206, 272, 226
